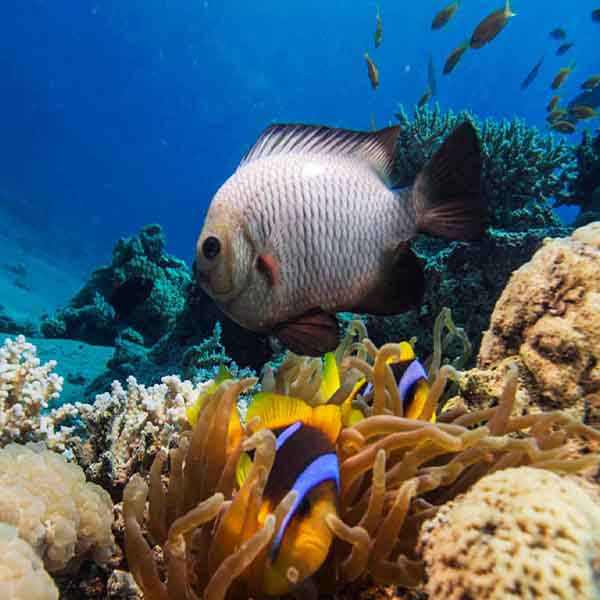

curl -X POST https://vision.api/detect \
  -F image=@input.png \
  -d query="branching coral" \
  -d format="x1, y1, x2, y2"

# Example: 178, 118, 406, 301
50, 374, 213, 493
122, 324, 600, 598
418, 467, 600, 600
0, 335, 63, 445
394, 104, 577, 230
0, 443, 115, 573
0, 523, 59, 600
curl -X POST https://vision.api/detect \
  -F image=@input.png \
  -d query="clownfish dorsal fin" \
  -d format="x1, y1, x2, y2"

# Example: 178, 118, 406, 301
308, 404, 342, 445
235, 452, 253, 488
186, 364, 232, 427
247, 392, 313, 431
319, 352, 341, 401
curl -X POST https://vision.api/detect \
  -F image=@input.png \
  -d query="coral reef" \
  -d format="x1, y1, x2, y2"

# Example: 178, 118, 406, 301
557, 129, 600, 225
363, 105, 580, 361
0, 443, 115, 572
41, 224, 191, 346
478, 222, 600, 418
394, 104, 577, 230
57, 374, 210, 494
122, 330, 600, 598
0, 335, 63, 445
0, 523, 58, 600
419, 467, 600, 600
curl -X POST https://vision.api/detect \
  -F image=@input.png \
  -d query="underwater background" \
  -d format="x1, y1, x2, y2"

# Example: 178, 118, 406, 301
2, 3, 600, 599
2, 0, 598, 271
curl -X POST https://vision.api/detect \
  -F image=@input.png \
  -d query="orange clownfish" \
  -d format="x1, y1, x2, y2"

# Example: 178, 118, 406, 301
239, 393, 342, 596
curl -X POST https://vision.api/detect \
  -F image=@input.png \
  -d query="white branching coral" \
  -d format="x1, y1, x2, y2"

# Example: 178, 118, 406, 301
0, 523, 58, 600
418, 467, 600, 600
0, 443, 115, 573
57, 375, 212, 490
0, 336, 63, 445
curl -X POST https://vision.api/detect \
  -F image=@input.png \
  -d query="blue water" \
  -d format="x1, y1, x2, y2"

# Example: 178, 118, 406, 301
1, 0, 598, 265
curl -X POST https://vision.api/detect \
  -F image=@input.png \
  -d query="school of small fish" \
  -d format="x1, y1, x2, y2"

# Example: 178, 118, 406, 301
361, 2, 599, 135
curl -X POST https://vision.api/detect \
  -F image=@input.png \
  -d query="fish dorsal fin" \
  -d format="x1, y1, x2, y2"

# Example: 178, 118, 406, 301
319, 352, 341, 401
239, 123, 400, 180
307, 405, 342, 445
247, 392, 313, 431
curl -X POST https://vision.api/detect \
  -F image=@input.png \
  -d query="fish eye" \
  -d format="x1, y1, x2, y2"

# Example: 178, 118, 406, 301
202, 236, 221, 260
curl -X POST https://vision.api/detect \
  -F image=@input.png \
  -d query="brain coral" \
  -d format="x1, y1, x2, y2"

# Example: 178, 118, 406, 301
0, 443, 115, 572
419, 467, 600, 600
0, 523, 58, 600
479, 222, 600, 416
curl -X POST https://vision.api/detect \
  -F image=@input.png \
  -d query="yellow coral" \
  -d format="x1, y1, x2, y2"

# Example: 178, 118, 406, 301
419, 467, 600, 600
0, 523, 58, 600
0, 443, 115, 572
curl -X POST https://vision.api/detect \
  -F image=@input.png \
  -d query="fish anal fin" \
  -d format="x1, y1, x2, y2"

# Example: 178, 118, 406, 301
273, 309, 340, 357
412, 121, 486, 241
348, 243, 425, 315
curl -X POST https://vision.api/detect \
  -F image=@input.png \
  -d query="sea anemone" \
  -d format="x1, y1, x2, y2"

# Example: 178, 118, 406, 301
123, 319, 600, 599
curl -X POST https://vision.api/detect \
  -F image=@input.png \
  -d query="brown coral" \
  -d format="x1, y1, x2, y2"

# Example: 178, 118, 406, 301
479, 222, 600, 418
418, 467, 600, 600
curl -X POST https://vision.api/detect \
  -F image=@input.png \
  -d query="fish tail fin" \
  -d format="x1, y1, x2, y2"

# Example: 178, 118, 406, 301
411, 121, 486, 240
505, 0, 516, 17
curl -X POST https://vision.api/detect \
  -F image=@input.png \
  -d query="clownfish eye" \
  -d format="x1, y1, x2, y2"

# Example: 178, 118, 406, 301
202, 236, 221, 260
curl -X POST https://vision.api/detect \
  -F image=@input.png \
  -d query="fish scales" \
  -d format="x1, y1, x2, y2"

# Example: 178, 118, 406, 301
197, 122, 485, 355
239, 154, 401, 319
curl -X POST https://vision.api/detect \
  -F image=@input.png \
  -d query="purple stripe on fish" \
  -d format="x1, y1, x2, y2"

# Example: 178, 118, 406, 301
398, 360, 427, 406
270, 452, 340, 558
275, 421, 302, 451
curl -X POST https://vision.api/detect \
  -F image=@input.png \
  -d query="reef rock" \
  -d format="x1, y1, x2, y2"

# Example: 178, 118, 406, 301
418, 467, 600, 600
478, 222, 600, 416
41, 224, 191, 346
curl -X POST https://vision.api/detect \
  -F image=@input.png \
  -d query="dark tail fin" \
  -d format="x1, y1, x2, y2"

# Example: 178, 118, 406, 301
411, 121, 486, 240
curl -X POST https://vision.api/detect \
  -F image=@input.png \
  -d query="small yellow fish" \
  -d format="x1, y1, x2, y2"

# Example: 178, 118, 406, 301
550, 120, 577, 134
374, 6, 383, 48
365, 52, 379, 89
582, 75, 600, 91
546, 95, 561, 112
550, 27, 567, 40
569, 105, 598, 120
443, 40, 469, 74
418, 87, 433, 107
470, 0, 516, 49
547, 109, 567, 123
551, 61, 575, 90
431, 1, 460, 30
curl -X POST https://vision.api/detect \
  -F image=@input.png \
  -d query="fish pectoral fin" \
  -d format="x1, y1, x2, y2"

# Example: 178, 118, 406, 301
348, 243, 425, 315
412, 121, 486, 241
257, 253, 279, 287
273, 310, 340, 357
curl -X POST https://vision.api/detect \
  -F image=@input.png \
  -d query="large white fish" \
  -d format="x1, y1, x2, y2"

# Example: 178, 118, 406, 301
196, 122, 485, 356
